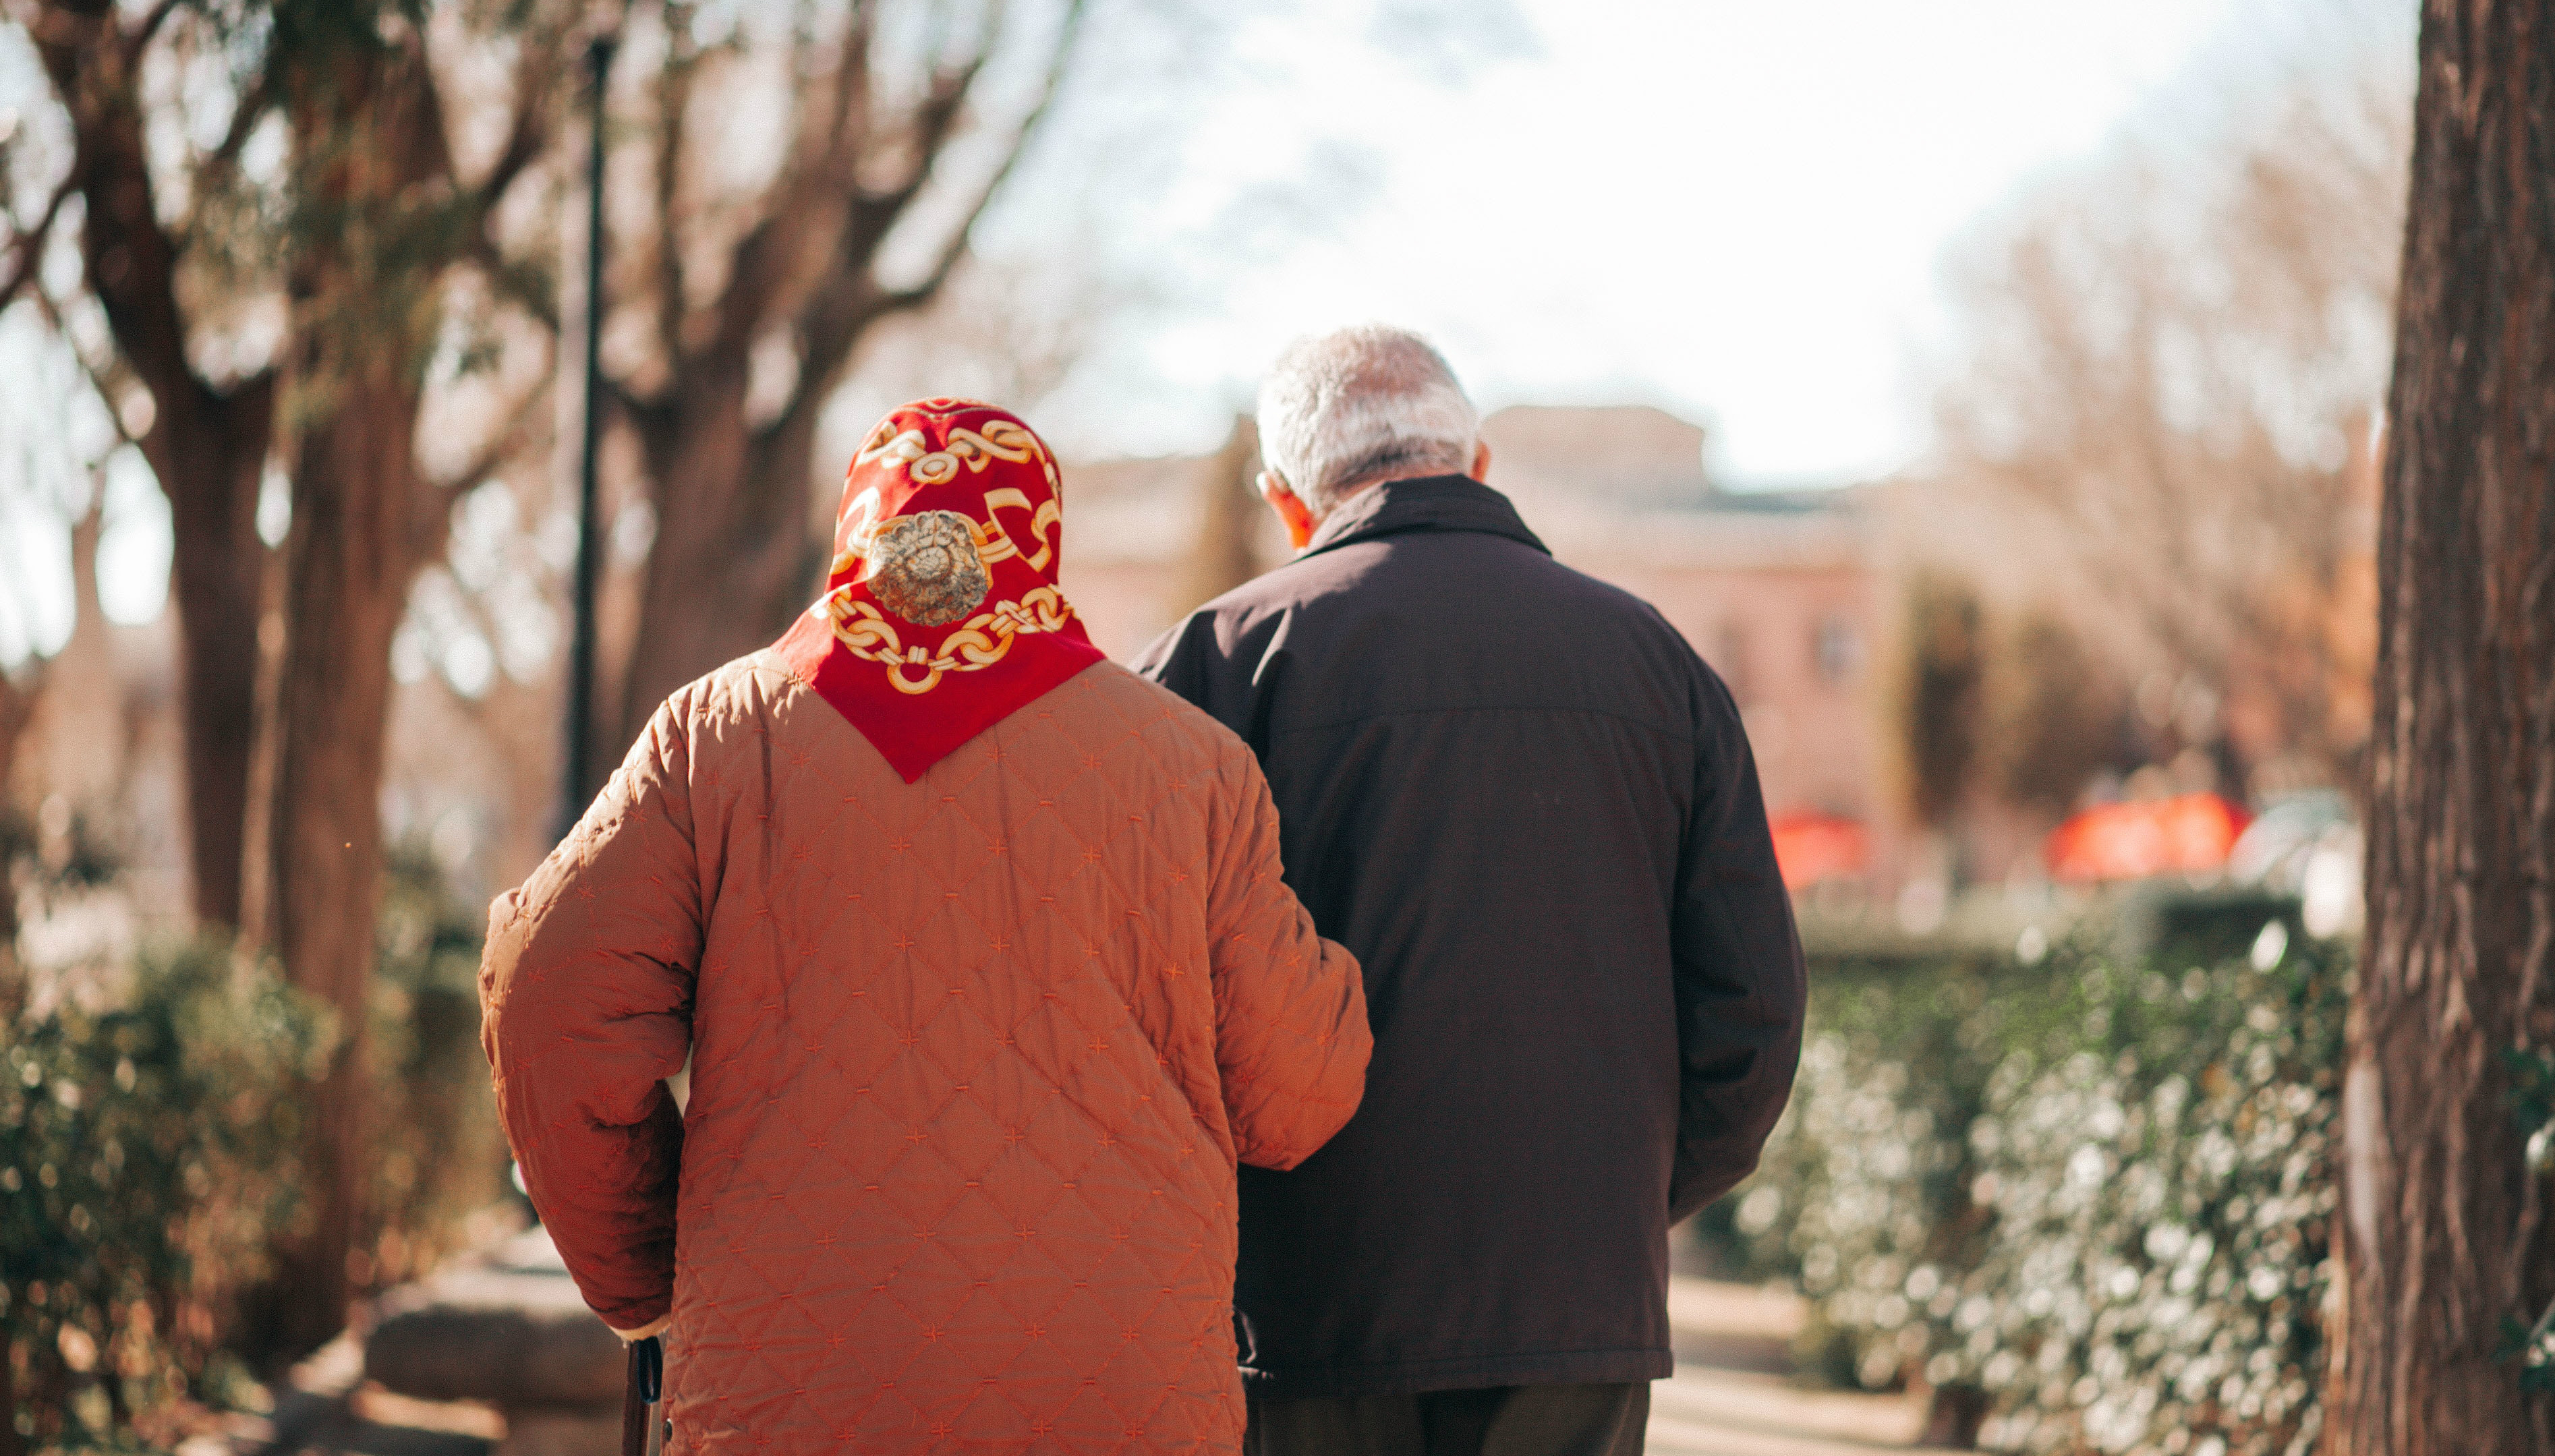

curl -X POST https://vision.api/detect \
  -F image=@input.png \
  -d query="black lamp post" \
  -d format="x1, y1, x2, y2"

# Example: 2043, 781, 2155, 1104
560, 31, 615, 840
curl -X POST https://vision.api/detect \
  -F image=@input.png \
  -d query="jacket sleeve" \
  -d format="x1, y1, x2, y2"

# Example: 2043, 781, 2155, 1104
1203, 748, 1371, 1171
480, 701, 704, 1337
1667, 663, 1808, 1225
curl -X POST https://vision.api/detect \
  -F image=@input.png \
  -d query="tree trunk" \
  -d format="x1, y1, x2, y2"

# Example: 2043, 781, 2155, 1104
255, 359, 422, 1353
0, 666, 40, 834
246, 30, 451, 1357
1172, 416, 1262, 618
30, 5, 277, 928
2330, 2, 2555, 1450
613, 368, 830, 777
150, 380, 273, 929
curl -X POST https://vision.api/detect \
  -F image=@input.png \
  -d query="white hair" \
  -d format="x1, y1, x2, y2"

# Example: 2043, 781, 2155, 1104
1257, 325, 1480, 514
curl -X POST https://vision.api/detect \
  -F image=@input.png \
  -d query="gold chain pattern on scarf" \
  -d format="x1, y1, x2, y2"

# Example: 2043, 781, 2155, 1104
818, 585, 1080, 695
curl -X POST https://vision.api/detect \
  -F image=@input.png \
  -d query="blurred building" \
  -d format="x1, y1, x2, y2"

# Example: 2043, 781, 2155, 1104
1061, 405, 1897, 894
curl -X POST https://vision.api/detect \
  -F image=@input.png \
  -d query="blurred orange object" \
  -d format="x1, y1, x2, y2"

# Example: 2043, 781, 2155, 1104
1770, 811, 1870, 889
2045, 793, 2250, 883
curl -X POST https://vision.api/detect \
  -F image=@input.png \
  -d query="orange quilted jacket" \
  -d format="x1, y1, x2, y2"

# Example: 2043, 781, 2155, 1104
480, 653, 1369, 1454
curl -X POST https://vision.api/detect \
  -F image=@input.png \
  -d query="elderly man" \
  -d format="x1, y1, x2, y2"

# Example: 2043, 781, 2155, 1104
1134, 328, 1806, 1456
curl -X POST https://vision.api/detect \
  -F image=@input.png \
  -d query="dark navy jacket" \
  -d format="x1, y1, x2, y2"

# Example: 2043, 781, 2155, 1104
1132, 474, 1805, 1398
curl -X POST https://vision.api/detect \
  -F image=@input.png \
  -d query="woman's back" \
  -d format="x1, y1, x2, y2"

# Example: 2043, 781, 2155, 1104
483, 654, 1367, 1455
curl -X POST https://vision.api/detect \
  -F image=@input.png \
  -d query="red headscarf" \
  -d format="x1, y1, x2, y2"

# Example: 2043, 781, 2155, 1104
773, 399, 1103, 780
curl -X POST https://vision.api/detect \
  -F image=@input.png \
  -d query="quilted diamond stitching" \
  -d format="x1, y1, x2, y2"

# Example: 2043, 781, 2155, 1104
484, 659, 1367, 1456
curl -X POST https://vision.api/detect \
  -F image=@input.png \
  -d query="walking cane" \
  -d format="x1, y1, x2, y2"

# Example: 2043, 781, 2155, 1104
621, 1335, 665, 1456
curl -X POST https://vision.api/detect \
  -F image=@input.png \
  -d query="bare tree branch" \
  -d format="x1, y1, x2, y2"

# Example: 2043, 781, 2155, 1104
756, 0, 1078, 455
703, 207, 804, 367
0, 167, 80, 314
415, 363, 555, 562
438, 29, 569, 362
30, 286, 146, 453
24, 0, 204, 413
701, 9, 882, 356
471, 232, 559, 333
650, 15, 701, 371
204, 68, 279, 178
893, 0, 1086, 308
818, 1, 877, 175
770, 0, 1089, 442
124, 0, 182, 63
478, 30, 563, 216
1919, 65, 2403, 783
869, 53, 993, 214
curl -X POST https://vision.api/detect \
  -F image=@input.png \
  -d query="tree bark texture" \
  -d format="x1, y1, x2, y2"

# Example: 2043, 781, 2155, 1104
246, 21, 467, 1356
616, 362, 830, 776
28, 2, 277, 928
2334, 1, 2555, 1450
151, 385, 272, 932
256, 359, 420, 1354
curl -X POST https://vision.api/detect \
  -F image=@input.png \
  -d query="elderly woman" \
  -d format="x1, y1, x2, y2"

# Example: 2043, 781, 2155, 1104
481, 399, 1370, 1455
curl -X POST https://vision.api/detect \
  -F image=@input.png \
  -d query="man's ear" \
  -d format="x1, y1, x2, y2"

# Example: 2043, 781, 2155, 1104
1469, 440, 1493, 483
1261, 470, 1318, 550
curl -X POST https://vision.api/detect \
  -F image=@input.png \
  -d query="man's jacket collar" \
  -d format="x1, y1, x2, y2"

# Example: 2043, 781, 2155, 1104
1298, 474, 1550, 561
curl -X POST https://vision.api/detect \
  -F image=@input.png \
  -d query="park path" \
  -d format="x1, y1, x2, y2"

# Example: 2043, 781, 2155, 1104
1653, 1277, 1961, 1456
194, 1258, 1959, 1455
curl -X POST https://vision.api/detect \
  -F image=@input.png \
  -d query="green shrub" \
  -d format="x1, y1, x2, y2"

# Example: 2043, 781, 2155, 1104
1, 942, 329, 1449
1711, 921, 2346, 1456
1947, 945, 2343, 1456
364, 844, 507, 1285
1, 842, 500, 1446
1720, 953, 2044, 1383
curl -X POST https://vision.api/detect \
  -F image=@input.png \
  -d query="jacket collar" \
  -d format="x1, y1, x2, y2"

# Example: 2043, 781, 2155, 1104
1298, 474, 1550, 560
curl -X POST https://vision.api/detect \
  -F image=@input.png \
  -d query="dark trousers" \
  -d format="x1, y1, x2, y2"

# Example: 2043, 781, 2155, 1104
1244, 1382, 1648, 1456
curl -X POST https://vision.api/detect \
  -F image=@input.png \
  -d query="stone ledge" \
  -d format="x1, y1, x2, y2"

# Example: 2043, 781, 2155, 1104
365, 1231, 624, 1412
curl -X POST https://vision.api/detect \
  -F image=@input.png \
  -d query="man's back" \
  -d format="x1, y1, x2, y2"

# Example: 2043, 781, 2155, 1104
1136, 475, 1806, 1399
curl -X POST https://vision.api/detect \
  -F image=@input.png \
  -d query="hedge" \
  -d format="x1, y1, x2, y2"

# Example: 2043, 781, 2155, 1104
1706, 919, 2347, 1456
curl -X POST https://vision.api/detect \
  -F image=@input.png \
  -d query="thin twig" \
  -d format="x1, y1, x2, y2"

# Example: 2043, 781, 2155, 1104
819, 1, 877, 175
428, 361, 555, 513
880, 0, 1089, 315
207, 71, 278, 176
123, 0, 183, 63
652, 19, 699, 368
473, 233, 559, 333
764, 0, 1085, 452
0, 169, 82, 314
32, 288, 146, 452
411, 379, 552, 569
477, 34, 561, 216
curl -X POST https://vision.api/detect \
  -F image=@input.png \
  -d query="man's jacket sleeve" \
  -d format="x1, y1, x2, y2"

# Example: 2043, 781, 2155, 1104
480, 703, 704, 1337
1130, 612, 1222, 717
1667, 664, 1808, 1225
1203, 747, 1371, 1171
